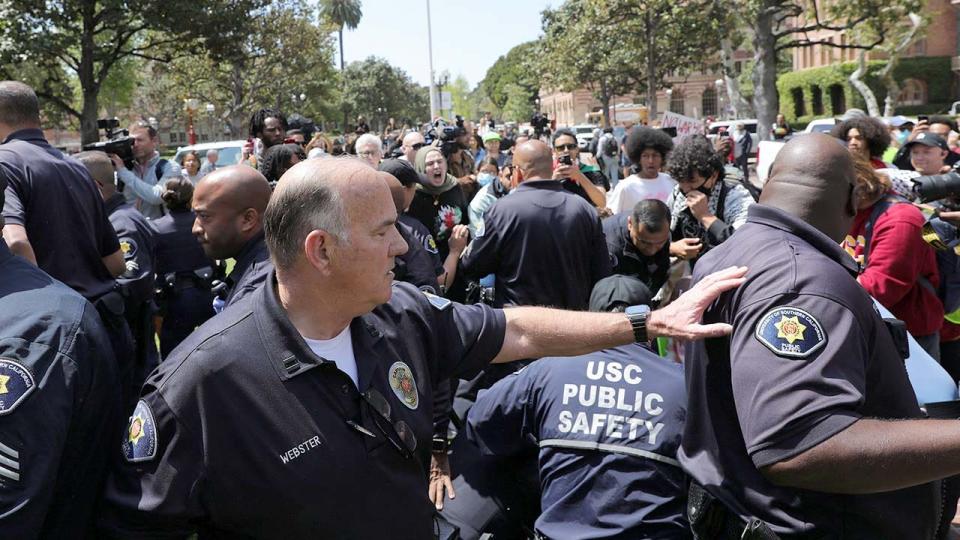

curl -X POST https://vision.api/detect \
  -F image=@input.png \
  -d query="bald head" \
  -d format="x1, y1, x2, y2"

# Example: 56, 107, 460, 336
513, 140, 553, 181
265, 157, 391, 270
74, 150, 116, 199
761, 133, 856, 242
197, 165, 272, 214
0, 81, 40, 131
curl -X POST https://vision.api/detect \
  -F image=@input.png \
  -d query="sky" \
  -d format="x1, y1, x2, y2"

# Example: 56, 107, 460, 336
340, 0, 561, 89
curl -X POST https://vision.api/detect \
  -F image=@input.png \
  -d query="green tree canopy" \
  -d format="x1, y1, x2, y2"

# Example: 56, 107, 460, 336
341, 57, 429, 130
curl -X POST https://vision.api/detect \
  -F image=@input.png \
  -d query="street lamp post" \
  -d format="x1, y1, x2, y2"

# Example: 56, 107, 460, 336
184, 98, 199, 145
426, 0, 437, 121
205, 103, 215, 142
715, 79, 725, 120
665, 88, 673, 114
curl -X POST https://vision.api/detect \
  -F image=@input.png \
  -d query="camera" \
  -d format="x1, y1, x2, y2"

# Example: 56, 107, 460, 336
435, 116, 466, 159
531, 112, 549, 138
912, 165, 960, 209
83, 118, 135, 170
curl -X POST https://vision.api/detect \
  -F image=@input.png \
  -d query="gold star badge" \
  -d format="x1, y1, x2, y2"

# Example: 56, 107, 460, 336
774, 315, 806, 344
0, 374, 8, 394
128, 415, 145, 445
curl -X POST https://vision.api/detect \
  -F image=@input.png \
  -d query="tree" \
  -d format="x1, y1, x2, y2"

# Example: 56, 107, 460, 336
480, 42, 539, 118
734, 0, 923, 140
0, 0, 266, 144
501, 83, 536, 123
319, 0, 363, 130
848, 12, 927, 116
341, 57, 429, 130
448, 75, 479, 120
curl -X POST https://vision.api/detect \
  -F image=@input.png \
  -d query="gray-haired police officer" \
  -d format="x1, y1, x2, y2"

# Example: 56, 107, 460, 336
682, 134, 945, 538
99, 157, 746, 538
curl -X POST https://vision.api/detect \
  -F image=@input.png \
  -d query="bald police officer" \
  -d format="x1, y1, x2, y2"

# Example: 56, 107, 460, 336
99, 156, 745, 538
191, 165, 273, 312
682, 133, 950, 538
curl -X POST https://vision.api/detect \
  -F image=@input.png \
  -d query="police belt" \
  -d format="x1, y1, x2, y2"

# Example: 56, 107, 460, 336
688, 482, 781, 540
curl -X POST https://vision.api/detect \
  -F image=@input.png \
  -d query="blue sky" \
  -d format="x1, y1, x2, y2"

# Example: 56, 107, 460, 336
340, 0, 561, 89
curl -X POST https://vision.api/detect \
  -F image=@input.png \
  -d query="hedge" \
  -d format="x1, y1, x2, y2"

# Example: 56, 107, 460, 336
776, 56, 953, 122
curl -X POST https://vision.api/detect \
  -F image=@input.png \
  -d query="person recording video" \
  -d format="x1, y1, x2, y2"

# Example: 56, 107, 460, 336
108, 121, 182, 219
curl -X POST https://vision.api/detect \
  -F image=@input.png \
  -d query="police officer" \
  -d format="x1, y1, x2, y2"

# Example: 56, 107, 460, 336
383, 171, 443, 291
98, 157, 744, 538
77, 150, 160, 388
152, 177, 216, 357
0, 176, 119, 537
191, 165, 273, 312
0, 81, 135, 409
458, 274, 690, 539
682, 133, 945, 538
603, 199, 672, 304
460, 140, 611, 310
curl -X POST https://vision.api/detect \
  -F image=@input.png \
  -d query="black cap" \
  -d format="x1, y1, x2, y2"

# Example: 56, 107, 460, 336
589, 275, 653, 312
379, 158, 427, 188
905, 132, 949, 152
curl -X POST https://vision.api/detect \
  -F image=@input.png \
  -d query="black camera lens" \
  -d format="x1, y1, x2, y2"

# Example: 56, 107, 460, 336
912, 171, 960, 203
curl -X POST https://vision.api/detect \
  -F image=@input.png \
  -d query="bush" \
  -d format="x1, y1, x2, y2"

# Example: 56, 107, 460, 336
776, 56, 952, 121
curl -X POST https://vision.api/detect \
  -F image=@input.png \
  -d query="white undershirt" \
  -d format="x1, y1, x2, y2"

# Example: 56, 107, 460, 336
302, 326, 358, 388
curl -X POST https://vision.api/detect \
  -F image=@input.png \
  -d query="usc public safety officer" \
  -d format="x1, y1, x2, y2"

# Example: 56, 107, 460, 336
98, 157, 746, 539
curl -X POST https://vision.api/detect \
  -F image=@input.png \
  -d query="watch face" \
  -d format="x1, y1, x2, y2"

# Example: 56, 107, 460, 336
625, 305, 651, 317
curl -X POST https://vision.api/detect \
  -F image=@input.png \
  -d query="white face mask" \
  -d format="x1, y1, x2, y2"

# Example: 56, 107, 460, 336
477, 172, 496, 187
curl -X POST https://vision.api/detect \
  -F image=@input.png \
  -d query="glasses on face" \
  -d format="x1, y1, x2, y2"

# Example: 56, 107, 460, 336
554, 143, 577, 152
357, 150, 379, 158
362, 388, 417, 458
411, 142, 426, 151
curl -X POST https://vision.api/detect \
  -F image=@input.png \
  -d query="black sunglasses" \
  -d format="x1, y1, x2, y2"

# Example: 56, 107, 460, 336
362, 388, 417, 458
554, 143, 577, 151
411, 142, 426, 150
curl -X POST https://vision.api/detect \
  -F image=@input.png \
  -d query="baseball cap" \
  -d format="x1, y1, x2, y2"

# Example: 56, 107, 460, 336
482, 132, 502, 143
379, 158, 427, 187
589, 275, 653, 313
883, 115, 912, 129
905, 132, 949, 152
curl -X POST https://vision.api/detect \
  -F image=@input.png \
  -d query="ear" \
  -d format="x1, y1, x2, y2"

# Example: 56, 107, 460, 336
239, 208, 260, 233
304, 229, 335, 274
627, 215, 634, 230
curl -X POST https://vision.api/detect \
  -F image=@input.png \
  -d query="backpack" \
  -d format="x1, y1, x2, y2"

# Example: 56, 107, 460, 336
601, 135, 618, 157
863, 195, 960, 316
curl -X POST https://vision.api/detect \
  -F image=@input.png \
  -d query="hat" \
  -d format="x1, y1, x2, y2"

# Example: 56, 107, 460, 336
482, 132, 502, 143
905, 132, 949, 152
589, 275, 653, 313
883, 115, 913, 129
379, 158, 427, 187
840, 108, 867, 121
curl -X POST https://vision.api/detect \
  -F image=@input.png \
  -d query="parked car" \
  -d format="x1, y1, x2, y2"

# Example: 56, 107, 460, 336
571, 124, 599, 152
172, 140, 247, 168
707, 119, 759, 158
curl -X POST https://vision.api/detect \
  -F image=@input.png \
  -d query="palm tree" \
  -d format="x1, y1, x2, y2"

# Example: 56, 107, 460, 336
319, 0, 363, 130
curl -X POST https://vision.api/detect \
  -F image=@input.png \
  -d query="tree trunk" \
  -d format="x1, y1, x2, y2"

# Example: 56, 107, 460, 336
849, 50, 880, 116
880, 13, 925, 117
339, 26, 348, 133
645, 12, 658, 123
720, 37, 754, 119
228, 63, 246, 139
751, 4, 778, 142
599, 78, 611, 128
80, 91, 100, 146
78, 1, 99, 145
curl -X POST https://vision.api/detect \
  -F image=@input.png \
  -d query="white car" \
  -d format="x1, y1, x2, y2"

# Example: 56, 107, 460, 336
571, 124, 599, 152
172, 140, 247, 168
707, 119, 759, 158
804, 118, 836, 134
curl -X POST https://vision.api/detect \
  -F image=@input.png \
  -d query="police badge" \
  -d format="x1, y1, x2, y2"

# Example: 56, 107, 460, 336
388, 361, 419, 410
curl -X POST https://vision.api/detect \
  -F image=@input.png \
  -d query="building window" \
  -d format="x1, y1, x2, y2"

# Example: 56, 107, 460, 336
670, 89, 685, 115
734, 61, 742, 74
829, 84, 846, 114
791, 88, 806, 117
899, 78, 927, 106
812, 86, 824, 116
701, 88, 717, 118
909, 39, 927, 57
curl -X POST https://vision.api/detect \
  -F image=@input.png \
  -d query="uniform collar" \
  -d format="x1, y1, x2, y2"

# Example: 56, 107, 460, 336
255, 270, 385, 383
747, 204, 859, 276
2, 128, 46, 145
232, 230, 267, 277
514, 179, 562, 193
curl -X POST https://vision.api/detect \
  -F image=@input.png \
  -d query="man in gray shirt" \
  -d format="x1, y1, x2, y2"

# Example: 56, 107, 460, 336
109, 121, 181, 219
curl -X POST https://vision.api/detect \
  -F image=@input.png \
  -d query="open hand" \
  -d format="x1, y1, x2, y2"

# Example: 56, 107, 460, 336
648, 266, 748, 342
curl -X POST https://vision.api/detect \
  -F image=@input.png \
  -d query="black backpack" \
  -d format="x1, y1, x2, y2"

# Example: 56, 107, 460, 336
602, 135, 618, 157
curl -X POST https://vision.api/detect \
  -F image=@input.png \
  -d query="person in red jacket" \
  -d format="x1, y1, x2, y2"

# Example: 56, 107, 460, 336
841, 157, 943, 358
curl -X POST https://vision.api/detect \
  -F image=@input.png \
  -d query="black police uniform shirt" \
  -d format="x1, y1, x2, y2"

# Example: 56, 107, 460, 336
0, 241, 119, 538
399, 213, 443, 276
460, 179, 612, 309
223, 230, 273, 309
680, 204, 939, 538
99, 273, 506, 538
396, 219, 442, 292
466, 343, 689, 539
153, 209, 216, 278
104, 193, 158, 315
0, 129, 120, 300
602, 213, 670, 296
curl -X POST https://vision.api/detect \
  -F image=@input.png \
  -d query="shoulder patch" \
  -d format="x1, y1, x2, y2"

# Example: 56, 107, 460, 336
755, 306, 827, 358
123, 400, 158, 463
424, 235, 439, 255
422, 291, 452, 311
0, 358, 36, 415
388, 361, 419, 410
119, 237, 138, 260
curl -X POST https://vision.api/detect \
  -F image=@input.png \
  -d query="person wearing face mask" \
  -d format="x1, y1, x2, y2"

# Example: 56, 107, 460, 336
467, 156, 515, 237
666, 135, 753, 265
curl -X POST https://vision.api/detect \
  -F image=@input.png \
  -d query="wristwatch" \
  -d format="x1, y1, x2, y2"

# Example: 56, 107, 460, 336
625, 305, 651, 343
432, 437, 450, 454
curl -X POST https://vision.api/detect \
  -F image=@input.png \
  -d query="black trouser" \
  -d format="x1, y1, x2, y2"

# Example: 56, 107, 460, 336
93, 290, 138, 414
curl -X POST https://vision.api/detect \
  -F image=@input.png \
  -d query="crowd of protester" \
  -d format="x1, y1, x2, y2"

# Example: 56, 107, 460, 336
4, 73, 960, 539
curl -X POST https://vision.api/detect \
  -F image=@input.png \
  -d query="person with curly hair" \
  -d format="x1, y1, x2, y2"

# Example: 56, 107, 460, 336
830, 116, 892, 169
667, 135, 753, 264
258, 143, 306, 188
606, 126, 675, 214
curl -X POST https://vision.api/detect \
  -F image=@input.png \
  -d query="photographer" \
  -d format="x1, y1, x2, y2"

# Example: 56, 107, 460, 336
109, 121, 182, 219
551, 127, 608, 209
892, 115, 960, 170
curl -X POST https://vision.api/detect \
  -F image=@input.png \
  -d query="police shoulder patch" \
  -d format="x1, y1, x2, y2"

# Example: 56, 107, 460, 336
422, 291, 452, 311
123, 400, 158, 463
754, 306, 827, 358
0, 358, 36, 415
424, 235, 439, 255
119, 237, 138, 260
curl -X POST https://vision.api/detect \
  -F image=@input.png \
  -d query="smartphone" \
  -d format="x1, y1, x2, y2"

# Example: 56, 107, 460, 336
559, 155, 573, 166
918, 115, 929, 123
